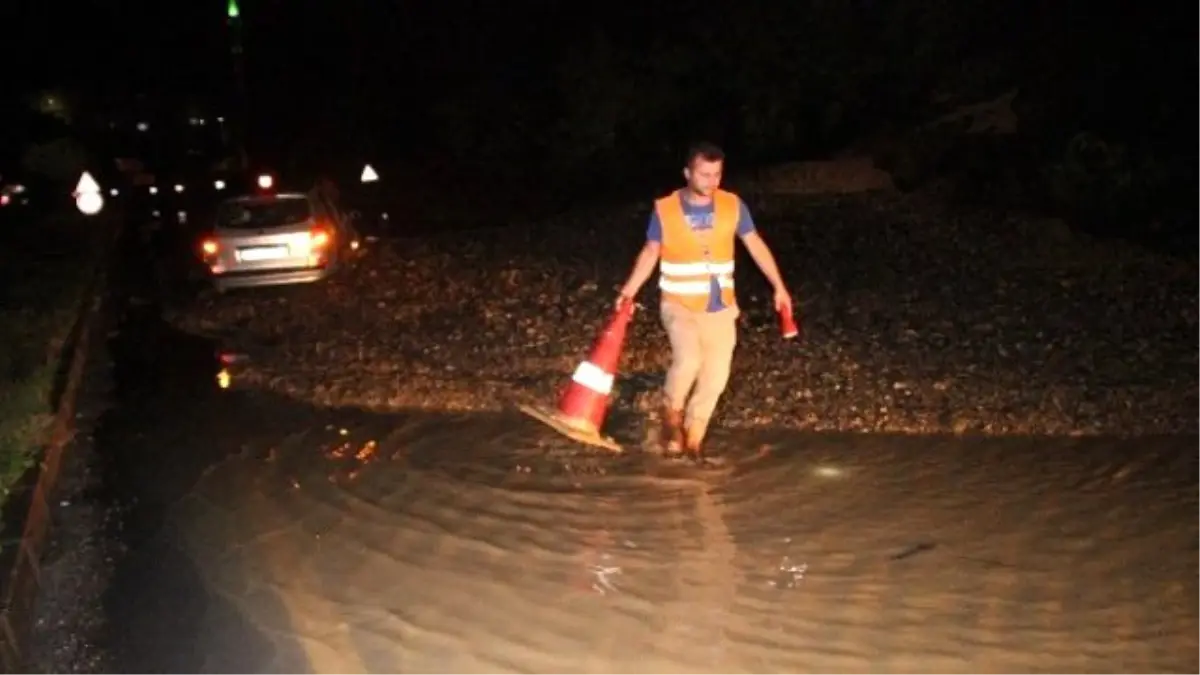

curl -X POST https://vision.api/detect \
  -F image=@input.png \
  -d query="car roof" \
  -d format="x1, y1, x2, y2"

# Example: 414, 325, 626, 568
221, 192, 310, 206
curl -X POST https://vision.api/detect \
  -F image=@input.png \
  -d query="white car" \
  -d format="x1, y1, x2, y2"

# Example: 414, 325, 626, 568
198, 192, 360, 292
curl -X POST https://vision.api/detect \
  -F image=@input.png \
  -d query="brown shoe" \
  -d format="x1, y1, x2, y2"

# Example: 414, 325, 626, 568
661, 406, 685, 454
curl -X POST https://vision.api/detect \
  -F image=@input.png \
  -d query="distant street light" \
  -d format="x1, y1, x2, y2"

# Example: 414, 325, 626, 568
360, 164, 379, 183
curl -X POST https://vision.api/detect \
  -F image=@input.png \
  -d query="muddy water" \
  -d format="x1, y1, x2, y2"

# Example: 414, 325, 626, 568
151, 404, 1195, 674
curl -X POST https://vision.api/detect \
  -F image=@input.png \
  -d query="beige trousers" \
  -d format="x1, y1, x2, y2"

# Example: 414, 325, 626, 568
660, 301, 739, 437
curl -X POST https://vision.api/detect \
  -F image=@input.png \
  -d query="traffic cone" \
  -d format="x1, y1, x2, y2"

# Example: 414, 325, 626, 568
518, 300, 635, 452
779, 305, 800, 340
557, 299, 635, 431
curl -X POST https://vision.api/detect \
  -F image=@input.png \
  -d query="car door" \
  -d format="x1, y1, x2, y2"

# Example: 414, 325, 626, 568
316, 192, 359, 253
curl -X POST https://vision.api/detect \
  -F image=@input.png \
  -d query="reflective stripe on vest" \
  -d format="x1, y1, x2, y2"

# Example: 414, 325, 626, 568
655, 189, 740, 310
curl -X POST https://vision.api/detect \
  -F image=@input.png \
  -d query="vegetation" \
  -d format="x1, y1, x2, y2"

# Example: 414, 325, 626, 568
0, 210, 103, 501
400, 1, 1193, 251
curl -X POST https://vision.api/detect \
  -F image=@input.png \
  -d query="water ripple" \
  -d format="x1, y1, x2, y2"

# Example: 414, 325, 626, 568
170, 412, 1197, 673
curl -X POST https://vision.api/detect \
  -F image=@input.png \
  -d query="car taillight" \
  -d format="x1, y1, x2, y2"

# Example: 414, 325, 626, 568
200, 238, 219, 257
308, 227, 332, 249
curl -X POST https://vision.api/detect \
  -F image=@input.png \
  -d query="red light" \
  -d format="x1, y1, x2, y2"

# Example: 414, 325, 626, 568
308, 227, 332, 249
200, 237, 219, 258
218, 351, 250, 365
0, 194, 9, 206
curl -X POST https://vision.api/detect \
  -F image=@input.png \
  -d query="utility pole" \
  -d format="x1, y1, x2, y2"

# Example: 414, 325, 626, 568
226, 0, 249, 170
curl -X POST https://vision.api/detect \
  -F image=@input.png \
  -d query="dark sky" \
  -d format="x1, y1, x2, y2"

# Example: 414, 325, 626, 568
2, 0, 1194, 175
6, 0, 1193, 105
2, 0, 592, 153
4, 0, 588, 94
5, 1, 222, 102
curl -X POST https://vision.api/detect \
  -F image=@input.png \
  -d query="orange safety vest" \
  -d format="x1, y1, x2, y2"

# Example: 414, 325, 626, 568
655, 188, 740, 311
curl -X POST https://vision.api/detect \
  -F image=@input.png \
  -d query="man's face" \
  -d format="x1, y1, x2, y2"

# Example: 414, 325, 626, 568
684, 157, 723, 197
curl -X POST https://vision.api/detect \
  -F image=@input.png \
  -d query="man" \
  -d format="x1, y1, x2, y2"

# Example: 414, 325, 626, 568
310, 173, 343, 219
617, 142, 792, 459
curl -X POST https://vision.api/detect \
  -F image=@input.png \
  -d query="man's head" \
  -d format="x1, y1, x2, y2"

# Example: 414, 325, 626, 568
682, 142, 725, 197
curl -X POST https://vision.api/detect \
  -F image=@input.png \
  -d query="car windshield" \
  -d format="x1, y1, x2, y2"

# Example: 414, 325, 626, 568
216, 197, 311, 230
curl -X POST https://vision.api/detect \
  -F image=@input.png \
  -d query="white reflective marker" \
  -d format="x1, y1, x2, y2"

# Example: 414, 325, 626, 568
76, 192, 104, 215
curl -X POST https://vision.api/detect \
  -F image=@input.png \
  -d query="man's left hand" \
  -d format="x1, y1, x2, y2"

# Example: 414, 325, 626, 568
773, 286, 793, 315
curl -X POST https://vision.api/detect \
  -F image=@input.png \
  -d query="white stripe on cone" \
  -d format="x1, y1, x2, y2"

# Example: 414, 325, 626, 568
571, 361, 614, 395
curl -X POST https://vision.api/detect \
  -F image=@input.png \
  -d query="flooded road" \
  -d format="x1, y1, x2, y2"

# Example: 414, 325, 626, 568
39, 221, 1200, 673
116, 411, 1199, 673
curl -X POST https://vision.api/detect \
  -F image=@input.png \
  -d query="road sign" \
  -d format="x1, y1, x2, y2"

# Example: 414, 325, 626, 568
75, 171, 100, 194
74, 171, 104, 215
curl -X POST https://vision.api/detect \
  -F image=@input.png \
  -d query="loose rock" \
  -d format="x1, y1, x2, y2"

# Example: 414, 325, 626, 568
167, 190, 1198, 438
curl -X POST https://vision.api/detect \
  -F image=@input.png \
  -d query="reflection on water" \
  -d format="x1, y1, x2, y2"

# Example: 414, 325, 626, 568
162, 409, 1198, 674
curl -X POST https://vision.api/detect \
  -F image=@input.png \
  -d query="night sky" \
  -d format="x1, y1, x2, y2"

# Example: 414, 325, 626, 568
3, 0, 1194, 200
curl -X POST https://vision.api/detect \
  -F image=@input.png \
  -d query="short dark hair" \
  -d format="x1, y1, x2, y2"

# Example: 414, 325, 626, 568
685, 141, 725, 168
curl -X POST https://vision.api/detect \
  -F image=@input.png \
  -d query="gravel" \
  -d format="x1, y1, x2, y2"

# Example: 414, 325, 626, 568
29, 334, 117, 674
167, 188, 1198, 439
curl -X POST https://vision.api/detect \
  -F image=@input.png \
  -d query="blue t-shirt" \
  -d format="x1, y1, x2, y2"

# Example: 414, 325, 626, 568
646, 193, 756, 312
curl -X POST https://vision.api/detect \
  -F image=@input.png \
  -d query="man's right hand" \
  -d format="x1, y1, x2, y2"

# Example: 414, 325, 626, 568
616, 242, 660, 313
617, 283, 646, 312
